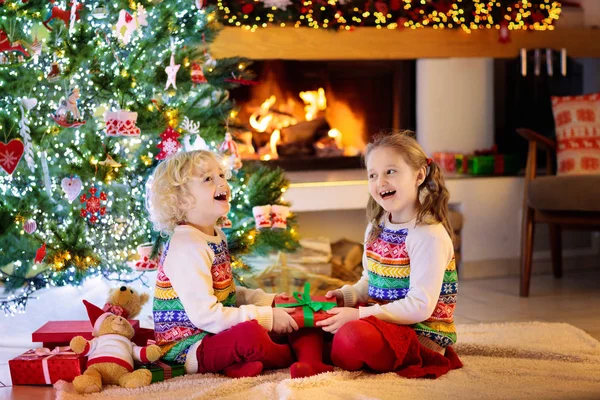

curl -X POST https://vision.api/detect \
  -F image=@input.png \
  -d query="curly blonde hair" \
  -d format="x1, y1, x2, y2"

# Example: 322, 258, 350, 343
146, 150, 223, 235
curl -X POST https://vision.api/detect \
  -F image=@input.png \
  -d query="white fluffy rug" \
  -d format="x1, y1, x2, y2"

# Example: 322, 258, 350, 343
54, 321, 600, 400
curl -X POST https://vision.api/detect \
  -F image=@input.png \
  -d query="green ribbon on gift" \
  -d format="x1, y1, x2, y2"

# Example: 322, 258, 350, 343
275, 282, 336, 327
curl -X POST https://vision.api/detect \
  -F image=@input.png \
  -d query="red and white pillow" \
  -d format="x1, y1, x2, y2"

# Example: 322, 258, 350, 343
551, 93, 600, 175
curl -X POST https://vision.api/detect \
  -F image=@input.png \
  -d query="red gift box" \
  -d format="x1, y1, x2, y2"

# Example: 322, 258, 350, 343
32, 320, 140, 348
274, 283, 337, 328
9, 347, 86, 385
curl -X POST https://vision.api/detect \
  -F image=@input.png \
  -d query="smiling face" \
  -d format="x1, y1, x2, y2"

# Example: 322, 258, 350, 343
366, 146, 426, 223
183, 157, 231, 232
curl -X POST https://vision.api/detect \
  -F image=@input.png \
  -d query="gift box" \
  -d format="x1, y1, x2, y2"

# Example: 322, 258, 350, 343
32, 320, 140, 348
433, 152, 456, 175
274, 282, 336, 328
493, 154, 519, 175
468, 155, 495, 175
134, 360, 185, 383
454, 154, 470, 174
9, 347, 86, 385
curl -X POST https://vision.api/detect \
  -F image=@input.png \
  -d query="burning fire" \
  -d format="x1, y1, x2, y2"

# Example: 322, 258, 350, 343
248, 88, 345, 160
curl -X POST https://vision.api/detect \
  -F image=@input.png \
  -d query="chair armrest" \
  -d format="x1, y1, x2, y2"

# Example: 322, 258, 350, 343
517, 128, 557, 152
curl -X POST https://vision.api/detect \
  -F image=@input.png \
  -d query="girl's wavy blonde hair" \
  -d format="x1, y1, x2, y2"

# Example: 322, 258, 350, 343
146, 150, 224, 235
364, 130, 454, 244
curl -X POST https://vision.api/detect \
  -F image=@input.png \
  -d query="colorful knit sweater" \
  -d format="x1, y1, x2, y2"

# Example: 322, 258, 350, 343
340, 214, 457, 352
153, 225, 274, 367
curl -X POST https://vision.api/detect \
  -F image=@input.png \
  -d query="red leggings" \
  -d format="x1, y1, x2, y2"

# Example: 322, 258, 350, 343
330, 319, 397, 372
195, 320, 294, 373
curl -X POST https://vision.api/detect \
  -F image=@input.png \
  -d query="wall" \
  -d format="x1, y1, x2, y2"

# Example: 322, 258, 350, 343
416, 58, 495, 155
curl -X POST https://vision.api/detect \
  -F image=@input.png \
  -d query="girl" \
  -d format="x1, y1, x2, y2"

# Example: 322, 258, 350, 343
146, 150, 298, 378
317, 131, 461, 376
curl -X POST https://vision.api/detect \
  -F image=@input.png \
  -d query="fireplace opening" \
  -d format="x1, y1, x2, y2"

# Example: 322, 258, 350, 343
229, 60, 416, 171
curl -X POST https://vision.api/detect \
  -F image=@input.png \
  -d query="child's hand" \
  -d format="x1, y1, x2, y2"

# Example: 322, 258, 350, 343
272, 307, 299, 334
325, 290, 345, 307
316, 307, 359, 334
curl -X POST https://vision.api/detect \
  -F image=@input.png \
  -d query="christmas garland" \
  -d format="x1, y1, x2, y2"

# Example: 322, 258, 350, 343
214, 0, 562, 31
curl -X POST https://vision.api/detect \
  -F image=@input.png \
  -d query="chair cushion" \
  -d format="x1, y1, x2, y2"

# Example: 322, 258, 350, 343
528, 175, 600, 211
551, 93, 600, 175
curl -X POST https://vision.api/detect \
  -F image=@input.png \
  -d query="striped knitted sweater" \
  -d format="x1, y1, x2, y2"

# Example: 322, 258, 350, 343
153, 225, 274, 367
341, 214, 457, 352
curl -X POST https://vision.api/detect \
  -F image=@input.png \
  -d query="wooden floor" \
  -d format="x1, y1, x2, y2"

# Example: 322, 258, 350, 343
1, 269, 599, 399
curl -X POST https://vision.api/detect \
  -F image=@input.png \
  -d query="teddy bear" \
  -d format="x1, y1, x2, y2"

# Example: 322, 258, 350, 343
69, 300, 162, 394
102, 285, 149, 319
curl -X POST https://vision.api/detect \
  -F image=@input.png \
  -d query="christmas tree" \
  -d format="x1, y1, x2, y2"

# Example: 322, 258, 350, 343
0, 0, 298, 316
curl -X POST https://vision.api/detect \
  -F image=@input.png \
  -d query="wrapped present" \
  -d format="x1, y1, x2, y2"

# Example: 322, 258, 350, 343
468, 155, 495, 175
454, 154, 470, 174
32, 320, 140, 347
135, 360, 185, 383
9, 346, 86, 385
433, 152, 456, 175
132, 327, 156, 347
493, 154, 519, 175
275, 282, 336, 328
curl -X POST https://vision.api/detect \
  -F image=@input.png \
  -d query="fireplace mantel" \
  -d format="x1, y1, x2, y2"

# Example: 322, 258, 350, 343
211, 27, 600, 60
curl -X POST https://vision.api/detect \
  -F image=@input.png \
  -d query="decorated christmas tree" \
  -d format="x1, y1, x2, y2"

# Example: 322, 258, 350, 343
0, 0, 298, 316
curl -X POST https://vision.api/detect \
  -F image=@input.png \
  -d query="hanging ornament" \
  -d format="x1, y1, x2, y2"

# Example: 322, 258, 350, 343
80, 186, 107, 224
191, 61, 207, 85
23, 219, 37, 234
165, 53, 180, 90
19, 97, 37, 172
180, 116, 207, 151
31, 37, 42, 57
51, 87, 86, 128
104, 109, 140, 136
261, 0, 292, 10
270, 205, 290, 230
115, 4, 148, 44
195, 0, 203, 9
40, 151, 52, 198
69, 0, 80, 33
34, 243, 46, 264
0, 29, 30, 63
498, 20, 510, 44
133, 243, 161, 271
220, 132, 242, 171
218, 215, 233, 229
156, 127, 182, 160
98, 154, 122, 167
47, 61, 61, 81
0, 139, 24, 175
252, 205, 272, 230
61, 176, 83, 202
91, 7, 109, 19
43, 2, 83, 31
225, 72, 258, 86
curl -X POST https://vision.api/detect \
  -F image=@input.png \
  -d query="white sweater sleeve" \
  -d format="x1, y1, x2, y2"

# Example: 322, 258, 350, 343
358, 224, 453, 324
163, 231, 273, 333
235, 286, 276, 307
340, 223, 372, 307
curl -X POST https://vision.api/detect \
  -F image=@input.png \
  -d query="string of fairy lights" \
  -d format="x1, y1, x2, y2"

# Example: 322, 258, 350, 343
215, 0, 561, 32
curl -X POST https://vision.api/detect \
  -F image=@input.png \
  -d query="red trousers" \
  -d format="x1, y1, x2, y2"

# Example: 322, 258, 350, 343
195, 320, 294, 373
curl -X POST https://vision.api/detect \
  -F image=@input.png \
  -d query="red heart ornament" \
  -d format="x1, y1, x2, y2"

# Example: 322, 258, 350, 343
0, 139, 25, 175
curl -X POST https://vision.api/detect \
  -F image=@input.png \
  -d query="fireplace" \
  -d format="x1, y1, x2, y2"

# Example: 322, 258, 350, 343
229, 60, 416, 170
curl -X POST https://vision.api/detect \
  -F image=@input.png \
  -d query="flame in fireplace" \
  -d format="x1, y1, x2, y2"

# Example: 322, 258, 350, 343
249, 96, 276, 132
299, 88, 327, 121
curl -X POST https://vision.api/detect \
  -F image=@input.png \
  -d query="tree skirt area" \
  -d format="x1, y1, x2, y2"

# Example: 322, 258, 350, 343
1, 279, 600, 399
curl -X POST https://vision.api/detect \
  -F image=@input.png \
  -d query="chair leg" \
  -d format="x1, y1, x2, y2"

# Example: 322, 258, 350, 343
520, 207, 535, 297
549, 224, 563, 279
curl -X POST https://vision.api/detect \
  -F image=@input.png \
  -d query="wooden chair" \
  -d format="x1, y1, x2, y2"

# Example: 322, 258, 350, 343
518, 128, 600, 297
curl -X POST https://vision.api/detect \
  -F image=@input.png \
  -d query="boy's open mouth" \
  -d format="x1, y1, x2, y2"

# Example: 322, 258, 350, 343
214, 192, 228, 201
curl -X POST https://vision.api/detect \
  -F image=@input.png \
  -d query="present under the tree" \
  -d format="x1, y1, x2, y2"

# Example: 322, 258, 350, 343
32, 320, 141, 347
8, 347, 86, 385
134, 360, 185, 383
274, 282, 336, 328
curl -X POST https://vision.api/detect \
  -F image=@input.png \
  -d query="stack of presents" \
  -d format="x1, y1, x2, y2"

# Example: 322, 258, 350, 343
7, 283, 336, 389
434, 145, 519, 177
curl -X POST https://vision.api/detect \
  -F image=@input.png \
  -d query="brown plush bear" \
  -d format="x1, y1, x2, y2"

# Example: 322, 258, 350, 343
103, 285, 149, 319
70, 300, 161, 394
